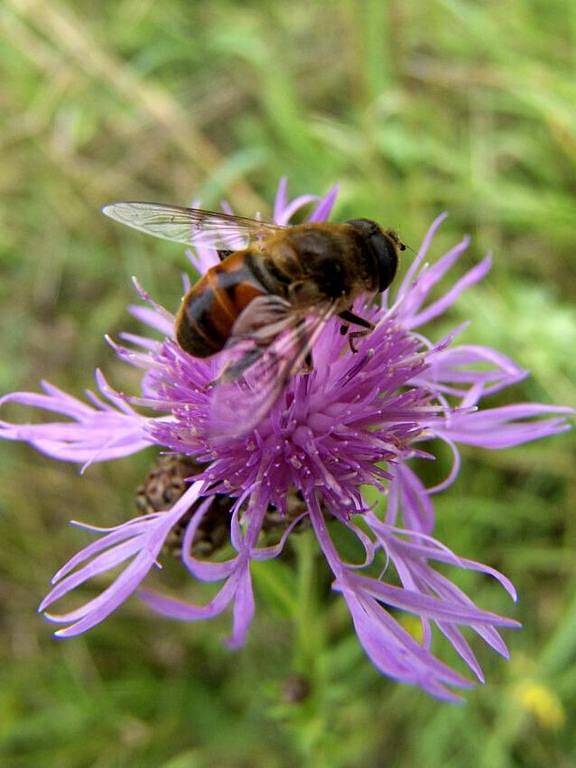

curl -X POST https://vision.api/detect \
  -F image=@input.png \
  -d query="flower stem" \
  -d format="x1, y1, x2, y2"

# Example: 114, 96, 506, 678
294, 529, 320, 672
290, 530, 333, 768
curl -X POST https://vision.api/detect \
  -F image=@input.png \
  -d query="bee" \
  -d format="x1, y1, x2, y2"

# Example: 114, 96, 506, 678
102, 200, 405, 436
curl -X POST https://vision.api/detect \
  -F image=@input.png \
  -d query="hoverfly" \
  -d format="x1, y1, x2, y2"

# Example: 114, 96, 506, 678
102, 200, 404, 438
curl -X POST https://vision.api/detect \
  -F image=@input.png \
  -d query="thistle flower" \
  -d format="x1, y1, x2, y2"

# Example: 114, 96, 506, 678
1, 180, 571, 701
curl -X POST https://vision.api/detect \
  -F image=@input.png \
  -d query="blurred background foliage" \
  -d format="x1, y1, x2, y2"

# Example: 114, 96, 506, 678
0, 0, 575, 766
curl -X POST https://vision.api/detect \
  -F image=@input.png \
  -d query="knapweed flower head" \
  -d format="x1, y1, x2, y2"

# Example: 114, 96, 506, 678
1, 180, 571, 701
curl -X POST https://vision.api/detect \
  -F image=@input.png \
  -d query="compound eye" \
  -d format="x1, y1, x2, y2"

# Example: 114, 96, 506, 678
373, 233, 399, 293
345, 218, 379, 237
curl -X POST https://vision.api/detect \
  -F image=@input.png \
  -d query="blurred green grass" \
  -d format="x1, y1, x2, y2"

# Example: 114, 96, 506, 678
0, 0, 574, 766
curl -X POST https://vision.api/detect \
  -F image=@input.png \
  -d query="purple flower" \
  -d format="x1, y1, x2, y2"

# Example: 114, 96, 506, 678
1, 179, 571, 700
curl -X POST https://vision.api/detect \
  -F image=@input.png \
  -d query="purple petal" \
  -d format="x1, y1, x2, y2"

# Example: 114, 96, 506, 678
437, 622, 485, 682
140, 575, 239, 620
50, 520, 153, 581
250, 512, 308, 561
140, 557, 255, 650
370, 518, 518, 601
40, 482, 204, 635
128, 305, 174, 337
181, 499, 239, 582
0, 382, 152, 466
341, 573, 517, 627
395, 213, 449, 302
185, 242, 220, 274
118, 332, 161, 353
424, 436, 462, 494
130, 278, 175, 327
41, 537, 145, 611
272, 177, 319, 225
49, 552, 159, 637
310, 498, 480, 699
419, 344, 527, 400
273, 177, 288, 221
344, 592, 471, 701
227, 562, 255, 649
434, 404, 573, 448
391, 463, 435, 534
307, 185, 339, 222
407, 255, 492, 329
395, 235, 470, 320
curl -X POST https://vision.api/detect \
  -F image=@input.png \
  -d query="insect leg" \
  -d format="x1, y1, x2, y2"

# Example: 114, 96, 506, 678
217, 346, 266, 384
338, 309, 375, 353
338, 309, 375, 330
293, 317, 314, 374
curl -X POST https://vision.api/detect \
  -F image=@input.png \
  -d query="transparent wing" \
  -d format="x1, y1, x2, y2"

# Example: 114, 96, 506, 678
102, 201, 285, 250
208, 297, 337, 441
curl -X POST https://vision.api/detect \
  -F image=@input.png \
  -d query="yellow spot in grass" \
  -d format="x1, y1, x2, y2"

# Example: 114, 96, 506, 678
514, 680, 565, 731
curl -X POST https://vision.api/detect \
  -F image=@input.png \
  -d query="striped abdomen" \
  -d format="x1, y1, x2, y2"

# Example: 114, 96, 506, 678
175, 250, 267, 357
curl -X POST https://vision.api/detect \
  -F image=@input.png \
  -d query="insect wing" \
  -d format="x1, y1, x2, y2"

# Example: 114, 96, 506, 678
102, 202, 285, 250
208, 298, 336, 441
